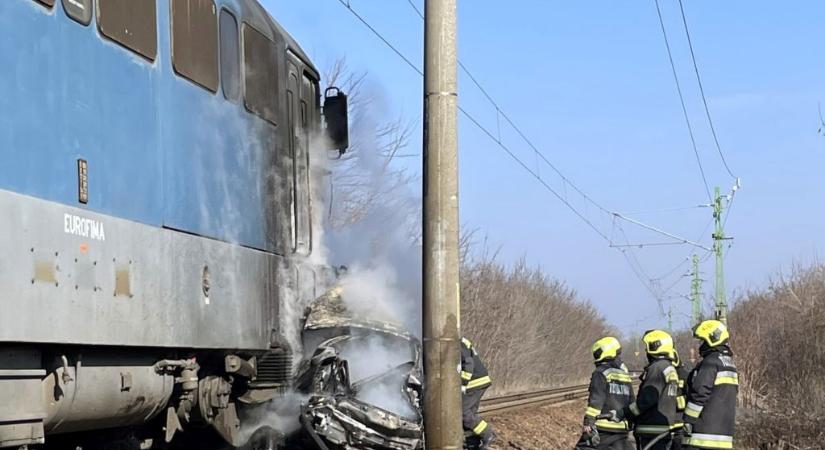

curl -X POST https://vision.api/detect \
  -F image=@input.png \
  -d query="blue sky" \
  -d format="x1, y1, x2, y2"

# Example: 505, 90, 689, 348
263, 0, 825, 333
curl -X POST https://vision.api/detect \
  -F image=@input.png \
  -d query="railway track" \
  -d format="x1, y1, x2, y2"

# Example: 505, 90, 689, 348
480, 372, 642, 416
479, 384, 590, 416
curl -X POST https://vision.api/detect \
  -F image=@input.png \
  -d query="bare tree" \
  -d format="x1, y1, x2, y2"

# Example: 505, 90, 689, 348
323, 59, 419, 238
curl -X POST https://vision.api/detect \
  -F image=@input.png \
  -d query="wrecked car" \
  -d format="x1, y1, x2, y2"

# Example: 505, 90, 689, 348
289, 288, 424, 450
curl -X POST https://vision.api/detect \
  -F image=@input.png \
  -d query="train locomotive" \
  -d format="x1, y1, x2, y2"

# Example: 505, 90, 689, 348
0, 0, 349, 448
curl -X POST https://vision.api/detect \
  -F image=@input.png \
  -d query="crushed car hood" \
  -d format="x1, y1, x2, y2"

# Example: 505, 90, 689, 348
304, 287, 414, 340
295, 287, 424, 450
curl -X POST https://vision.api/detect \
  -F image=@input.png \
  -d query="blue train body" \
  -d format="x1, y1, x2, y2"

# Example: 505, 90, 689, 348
1, 0, 315, 251
0, 1, 342, 447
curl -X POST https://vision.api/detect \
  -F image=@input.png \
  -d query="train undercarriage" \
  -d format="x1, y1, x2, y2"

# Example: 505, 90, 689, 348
0, 344, 293, 450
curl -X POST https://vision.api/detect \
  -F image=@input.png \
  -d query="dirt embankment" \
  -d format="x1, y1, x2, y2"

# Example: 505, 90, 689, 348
485, 400, 773, 450
486, 400, 583, 450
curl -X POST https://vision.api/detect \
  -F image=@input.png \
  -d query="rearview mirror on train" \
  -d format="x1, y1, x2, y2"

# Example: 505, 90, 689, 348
324, 87, 349, 154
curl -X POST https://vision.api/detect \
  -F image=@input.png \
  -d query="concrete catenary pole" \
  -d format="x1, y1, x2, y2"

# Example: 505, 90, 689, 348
422, 0, 463, 448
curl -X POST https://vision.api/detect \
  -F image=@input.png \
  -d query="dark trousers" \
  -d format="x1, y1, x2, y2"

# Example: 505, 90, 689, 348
575, 431, 634, 450
636, 434, 672, 450
462, 387, 492, 441
671, 432, 684, 450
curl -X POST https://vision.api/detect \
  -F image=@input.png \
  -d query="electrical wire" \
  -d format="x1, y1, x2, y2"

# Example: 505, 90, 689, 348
338, 0, 700, 248
338, 0, 716, 309
458, 105, 613, 242
677, 0, 738, 180
653, 0, 712, 203
652, 256, 691, 282
618, 204, 709, 216
405, 0, 614, 218
404, 0, 709, 249
336, 0, 423, 76
405, 0, 423, 19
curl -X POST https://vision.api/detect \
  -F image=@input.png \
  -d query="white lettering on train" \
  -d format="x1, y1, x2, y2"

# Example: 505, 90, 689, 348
63, 213, 106, 241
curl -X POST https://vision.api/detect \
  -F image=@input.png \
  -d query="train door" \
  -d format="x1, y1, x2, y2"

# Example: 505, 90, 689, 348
286, 58, 313, 256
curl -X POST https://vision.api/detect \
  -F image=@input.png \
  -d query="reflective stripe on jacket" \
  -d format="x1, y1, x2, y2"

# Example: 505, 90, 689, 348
673, 359, 692, 412
623, 357, 682, 434
583, 359, 635, 433
461, 338, 491, 391
683, 346, 737, 448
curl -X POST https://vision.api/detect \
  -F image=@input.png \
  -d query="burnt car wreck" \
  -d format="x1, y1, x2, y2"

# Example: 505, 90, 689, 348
288, 288, 424, 450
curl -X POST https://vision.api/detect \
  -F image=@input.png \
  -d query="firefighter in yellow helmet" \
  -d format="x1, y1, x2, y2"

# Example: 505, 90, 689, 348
576, 337, 634, 450
682, 320, 738, 450
669, 349, 693, 450
460, 337, 495, 449
609, 330, 681, 450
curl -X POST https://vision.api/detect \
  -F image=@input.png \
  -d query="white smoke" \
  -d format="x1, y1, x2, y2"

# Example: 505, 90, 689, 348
319, 74, 422, 337
336, 334, 420, 419
244, 64, 423, 443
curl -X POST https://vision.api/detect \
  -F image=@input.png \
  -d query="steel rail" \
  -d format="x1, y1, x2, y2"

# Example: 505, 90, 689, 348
479, 384, 590, 416
480, 373, 642, 416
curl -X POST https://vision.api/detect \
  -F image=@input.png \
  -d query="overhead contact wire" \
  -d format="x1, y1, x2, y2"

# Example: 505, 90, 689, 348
677, 0, 738, 180
653, 0, 713, 203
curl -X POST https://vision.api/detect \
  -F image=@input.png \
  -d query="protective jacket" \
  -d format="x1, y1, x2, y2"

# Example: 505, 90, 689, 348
683, 345, 738, 449
460, 337, 491, 391
674, 359, 692, 414
584, 359, 635, 433
623, 357, 682, 436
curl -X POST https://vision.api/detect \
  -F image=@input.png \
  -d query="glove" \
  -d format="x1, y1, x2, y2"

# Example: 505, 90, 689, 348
461, 385, 467, 394
607, 409, 625, 423
581, 426, 599, 447
590, 429, 600, 446
682, 423, 693, 435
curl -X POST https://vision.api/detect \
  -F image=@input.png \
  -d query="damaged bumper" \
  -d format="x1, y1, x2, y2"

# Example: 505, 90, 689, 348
301, 396, 423, 450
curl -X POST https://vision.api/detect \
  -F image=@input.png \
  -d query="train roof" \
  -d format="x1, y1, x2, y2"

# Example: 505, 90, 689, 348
241, 0, 318, 77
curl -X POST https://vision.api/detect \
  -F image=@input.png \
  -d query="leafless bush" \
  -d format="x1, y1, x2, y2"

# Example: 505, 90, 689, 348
729, 264, 825, 448
460, 236, 611, 395
323, 59, 419, 240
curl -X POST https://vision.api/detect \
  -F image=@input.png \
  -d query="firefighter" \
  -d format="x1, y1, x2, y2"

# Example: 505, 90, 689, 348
670, 350, 692, 450
682, 320, 738, 450
460, 337, 495, 449
576, 337, 634, 450
609, 330, 682, 450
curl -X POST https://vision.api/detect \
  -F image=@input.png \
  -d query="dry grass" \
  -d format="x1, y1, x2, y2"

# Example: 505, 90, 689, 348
729, 265, 825, 449
460, 237, 611, 396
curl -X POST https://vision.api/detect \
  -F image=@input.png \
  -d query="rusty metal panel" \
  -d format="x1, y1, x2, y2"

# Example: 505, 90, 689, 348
171, 0, 218, 92
243, 23, 279, 125
97, 0, 157, 61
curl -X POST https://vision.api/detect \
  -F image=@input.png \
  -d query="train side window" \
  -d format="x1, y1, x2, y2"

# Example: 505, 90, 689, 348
62, 0, 92, 25
219, 10, 240, 102
33, 0, 55, 8
97, 0, 157, 61
171, 0, 218, 92
243, 24, 279, 125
